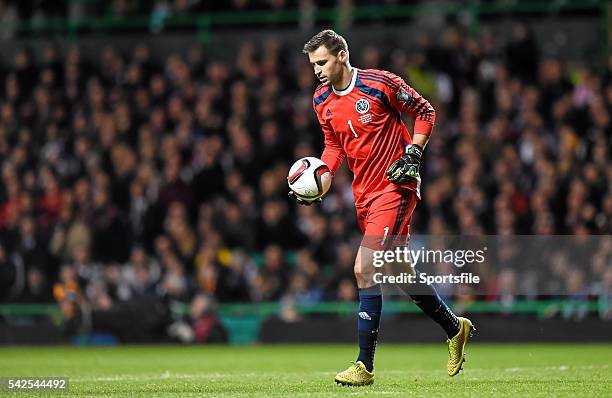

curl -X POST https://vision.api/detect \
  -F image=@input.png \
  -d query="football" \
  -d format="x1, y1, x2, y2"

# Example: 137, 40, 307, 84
287, 157, 332, 200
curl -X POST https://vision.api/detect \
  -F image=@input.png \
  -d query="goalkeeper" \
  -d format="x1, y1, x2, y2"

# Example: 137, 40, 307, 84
290, 30, 475, 386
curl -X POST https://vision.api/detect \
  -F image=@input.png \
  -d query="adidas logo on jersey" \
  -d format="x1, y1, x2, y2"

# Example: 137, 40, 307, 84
358, 312, 372, 321
325, 109, 332, 117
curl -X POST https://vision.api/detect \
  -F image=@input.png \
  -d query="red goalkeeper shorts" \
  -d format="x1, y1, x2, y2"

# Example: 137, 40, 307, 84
357, 189, 419, 248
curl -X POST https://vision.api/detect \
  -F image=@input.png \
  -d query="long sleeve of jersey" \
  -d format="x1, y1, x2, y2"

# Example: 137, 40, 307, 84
382, 71, 436, 136
318, 114, 346, 174
312, 87, 346, 173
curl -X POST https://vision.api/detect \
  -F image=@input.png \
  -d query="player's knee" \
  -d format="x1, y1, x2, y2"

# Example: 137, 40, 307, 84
354, 245, 377, 286
353, 263, 361, 279
354, 260, 374, 281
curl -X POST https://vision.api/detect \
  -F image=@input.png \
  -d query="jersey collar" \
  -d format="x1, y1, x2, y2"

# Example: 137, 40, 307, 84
332, 67, 357, 96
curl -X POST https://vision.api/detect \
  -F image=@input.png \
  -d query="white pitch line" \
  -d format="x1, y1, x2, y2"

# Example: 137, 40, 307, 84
74, 371, 326, 382
74, 373, 255, 382
504, 364, 611, 372
71, 364, 610, 383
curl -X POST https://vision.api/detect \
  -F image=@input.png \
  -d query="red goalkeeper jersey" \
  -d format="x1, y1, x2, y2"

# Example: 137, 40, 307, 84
313, 68, 435, 207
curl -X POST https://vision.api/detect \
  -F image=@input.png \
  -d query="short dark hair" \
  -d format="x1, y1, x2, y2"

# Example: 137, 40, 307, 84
302, 29, 348, 55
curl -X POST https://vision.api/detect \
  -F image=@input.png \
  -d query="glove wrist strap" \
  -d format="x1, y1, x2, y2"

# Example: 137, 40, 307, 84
405, 143, 423, 157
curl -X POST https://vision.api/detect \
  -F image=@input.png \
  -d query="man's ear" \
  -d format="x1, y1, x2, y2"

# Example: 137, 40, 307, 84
338, 50, 348, 63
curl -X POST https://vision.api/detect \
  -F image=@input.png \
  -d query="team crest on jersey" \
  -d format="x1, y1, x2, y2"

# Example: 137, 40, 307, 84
355, 98, 370, 114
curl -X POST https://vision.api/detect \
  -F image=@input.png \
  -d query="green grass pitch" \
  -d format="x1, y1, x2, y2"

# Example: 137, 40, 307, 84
0, 344, 610, 397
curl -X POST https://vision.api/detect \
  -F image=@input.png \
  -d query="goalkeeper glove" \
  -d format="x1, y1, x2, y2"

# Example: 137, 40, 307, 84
288, 191, 321, 206
386, 144, 423, 184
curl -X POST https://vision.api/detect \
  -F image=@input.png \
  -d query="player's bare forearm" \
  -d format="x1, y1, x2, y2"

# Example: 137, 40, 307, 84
412, 133, 430, 150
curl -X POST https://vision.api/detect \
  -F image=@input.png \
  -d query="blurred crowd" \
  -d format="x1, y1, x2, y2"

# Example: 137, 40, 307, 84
0, 0, 404, 37
0, 24, 610, 320
0, 0, 349, 18
0, 0, 402, 19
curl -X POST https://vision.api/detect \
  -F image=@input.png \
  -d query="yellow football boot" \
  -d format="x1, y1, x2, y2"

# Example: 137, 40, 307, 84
334, 361, 374, 386
447, 317, 475, 376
